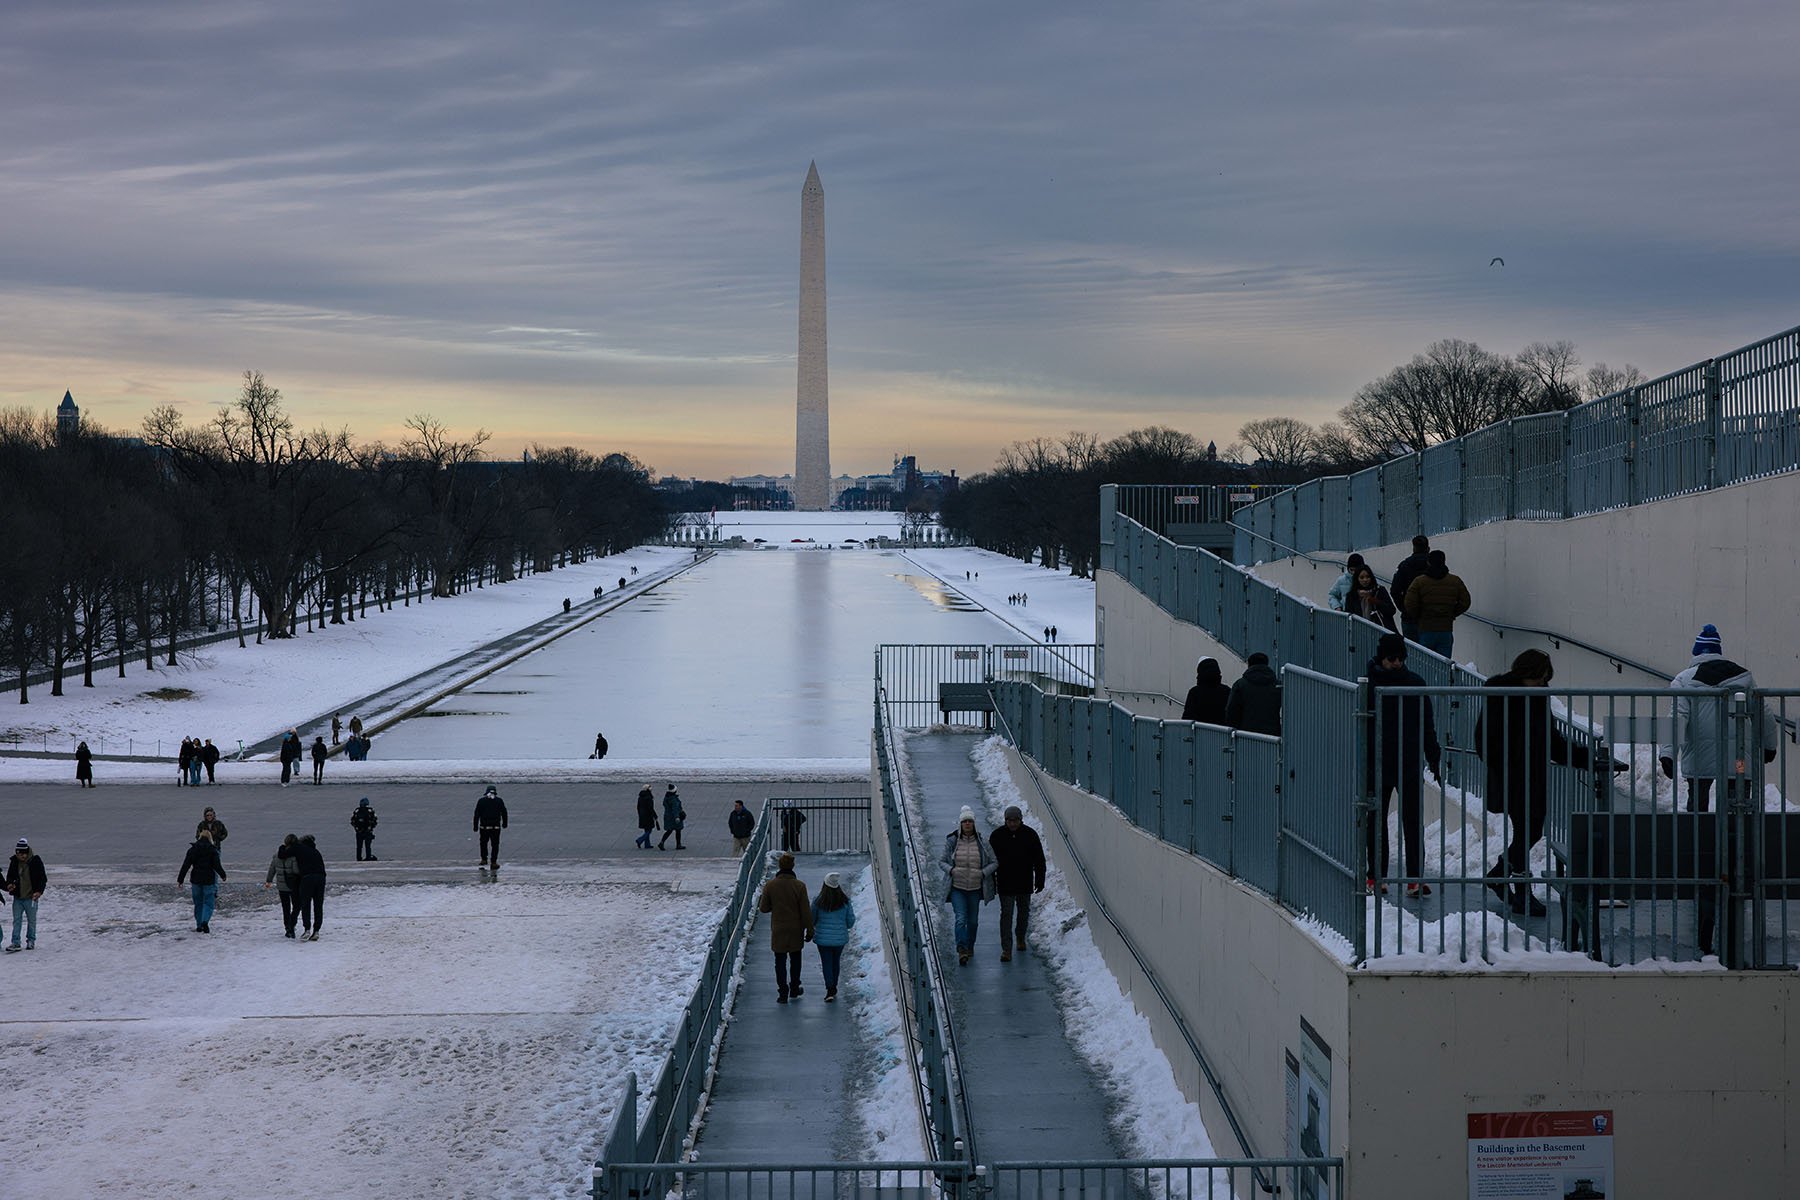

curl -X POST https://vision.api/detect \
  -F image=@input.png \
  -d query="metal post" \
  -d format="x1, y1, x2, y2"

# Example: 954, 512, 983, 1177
1625, 385, 1642, 506
1504, 419, 1518, 520
1455, 437, 1467, 530
1560, 411, 1575, 519
1705, 358, 1723, 489
1352, 679, 1376, 962
1728, 692, 1754, 969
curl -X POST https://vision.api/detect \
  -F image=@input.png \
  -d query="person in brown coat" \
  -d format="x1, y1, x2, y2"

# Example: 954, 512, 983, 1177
757, 852, 814, 1004
1401, 550, 1471, 661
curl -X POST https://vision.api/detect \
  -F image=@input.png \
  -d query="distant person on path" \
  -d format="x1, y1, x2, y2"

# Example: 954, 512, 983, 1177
635, 786, 658, 849
177, 737, 194, 787
1327, 554, 1367, 612
728, 800, 755, 853
1226, 653, 1283, 736
264, 833, 304, 938
1402, 550, 1470, 661
1365, 634, 1441, 897
5, 839, 46, 951
1345, 565, 1398, 633
177, 829, 226, 933
617, 576, 626, 590
351, 798, 379, 861
779, 800, 807, 852
292, 834, 327, 941
348, 716, 363, 739
1659, 625, 1781, 813
1391, 536, 1432, 642
474, 786, 508, 871
331, 714, 342, 745
279, 730, 302, 787
811, 871, 856, 1001
757, 852, 813, 1003
592, 731, 608, 761
201, 738, 220, 784
988, 805, 1046, 962
658, 784, 686, 850
75, 741, 94, 788
196, 807, 228, 863
940, 806, 996, 966
563, 598, 571, 613
310, 737, 328, 785
1181, 658, 1231, 725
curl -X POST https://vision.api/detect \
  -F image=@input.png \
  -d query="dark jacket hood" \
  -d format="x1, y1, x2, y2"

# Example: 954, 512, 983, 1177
1424, 562, 1449, 580
1366, 659, 1423, 687
1195, 658, 1223, 687
1240, 663, 1280, 686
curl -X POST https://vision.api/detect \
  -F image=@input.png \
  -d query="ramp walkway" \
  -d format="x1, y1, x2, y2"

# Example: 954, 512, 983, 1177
693, 850, 872, 1162
902, 731, 1125, 1163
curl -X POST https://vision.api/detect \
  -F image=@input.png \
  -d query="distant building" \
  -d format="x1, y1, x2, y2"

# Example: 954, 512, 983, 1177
56, 390, 79, 441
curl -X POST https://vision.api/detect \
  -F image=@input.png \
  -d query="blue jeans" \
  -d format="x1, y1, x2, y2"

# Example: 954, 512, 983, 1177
949, 888, 982, 951
816, 943, 845, 992
10, 898, 37, 946
1417, 630, 1454, 661
190, 884, 218, 928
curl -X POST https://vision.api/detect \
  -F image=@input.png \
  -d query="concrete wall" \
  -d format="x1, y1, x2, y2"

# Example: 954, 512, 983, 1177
1251, 470, 1800, 687
1098, 571, 1246, 713
1346, 970, 1800, 1195
999, 744, 1353, 1180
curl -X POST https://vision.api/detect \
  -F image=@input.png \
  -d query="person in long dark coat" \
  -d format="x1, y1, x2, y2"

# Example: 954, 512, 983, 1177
757, 852, 814, 1003
1225, 654, 1283, 736
291, 834, 327, 941
1364, 634, 1441, 896
279, 731, 302, 786
1181, 659, 1231, 725
635, 786, 658, 849
310, 737, 328, 785
177, 738, 194, 787
658, 785, 686, 850
75, 741, 94, 788
778, 801, 807, 852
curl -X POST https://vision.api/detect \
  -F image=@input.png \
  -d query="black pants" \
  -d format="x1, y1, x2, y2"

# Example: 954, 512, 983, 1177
297, 874, 325, 931
355, 833, 374, 861
480, 827, 502, 866
1366, 772, 1424, 879
1687, 780, 1741, 956
312, 761, 324, 784
1497, 790, 1547, 876
281, 760, 292, 784
278, 889, 302, 933
659, 826, 683, 849
773, 950, 802, 997
204, 763, 215, 783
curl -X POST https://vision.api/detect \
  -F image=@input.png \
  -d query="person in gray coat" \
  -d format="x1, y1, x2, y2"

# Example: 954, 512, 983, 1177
1658, 624, 1780, 812
263, 833, 305, 938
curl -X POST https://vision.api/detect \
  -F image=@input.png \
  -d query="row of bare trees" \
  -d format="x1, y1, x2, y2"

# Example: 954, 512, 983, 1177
1, 373, 666, 702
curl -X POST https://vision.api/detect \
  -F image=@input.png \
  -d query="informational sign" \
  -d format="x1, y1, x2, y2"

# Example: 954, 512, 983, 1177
1173, 494, 1200, 505
1230, 492, 1256, 502
1001, 648, 1030, 660
952, 649, 981, 660
1467, 1110, 1614, 1199
1296, 1021, 1332, 1200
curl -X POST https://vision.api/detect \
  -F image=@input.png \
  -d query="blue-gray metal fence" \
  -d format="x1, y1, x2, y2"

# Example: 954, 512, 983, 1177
1225, 321, 1800, 558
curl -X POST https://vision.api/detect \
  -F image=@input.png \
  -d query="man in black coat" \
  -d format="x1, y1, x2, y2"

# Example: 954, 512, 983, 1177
474, 785, 508, 871
291, 834, 327, 941
200, 738, 220, 784
279, 730, 302, 787
778, 801, 807, 852
727, 800, 756, 853
1225, 653, 1283, 736
1180, 658, 1231, 725
177, 831, 226, 933
351, 798, 379, 861
988, 806, 1047, 962
1390, 535, 1431, 642
5, 839, 47, 951
635, 786, 658, 849
1364, 634, 1441, 896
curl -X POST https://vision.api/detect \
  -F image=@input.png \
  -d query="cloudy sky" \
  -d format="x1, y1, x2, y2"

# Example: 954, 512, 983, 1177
3, 1, 1795, 478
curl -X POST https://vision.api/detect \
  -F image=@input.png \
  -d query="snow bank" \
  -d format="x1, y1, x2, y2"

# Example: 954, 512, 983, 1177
843, 863, 929, 1160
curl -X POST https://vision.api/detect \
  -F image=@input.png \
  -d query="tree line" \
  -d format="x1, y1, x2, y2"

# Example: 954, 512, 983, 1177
940, 337, 1642, 573
1, 372, 666, 702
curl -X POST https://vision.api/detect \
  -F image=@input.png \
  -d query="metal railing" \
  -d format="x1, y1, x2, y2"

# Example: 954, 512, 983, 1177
765, 797, 873, 855
872, 694, 980, 1171
988, 1159, 1344, 1200
1108, 483, 1280, 540
1231, 322, 1800, 562
875, 643, 1095, 729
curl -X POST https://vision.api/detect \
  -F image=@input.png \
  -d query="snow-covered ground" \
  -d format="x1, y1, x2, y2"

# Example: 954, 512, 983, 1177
0, 862, 734, 1199
902, 547, 1096, 646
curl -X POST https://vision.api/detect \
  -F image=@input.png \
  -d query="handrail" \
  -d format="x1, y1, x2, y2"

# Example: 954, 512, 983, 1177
1224, 523, 1677, 682
987, 695, 1276, 1197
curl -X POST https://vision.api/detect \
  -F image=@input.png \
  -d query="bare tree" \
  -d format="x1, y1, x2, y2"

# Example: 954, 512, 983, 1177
1340, 338, 1529, 458
1238, 417, 1319, 476
1584, 361, 1645, 401
1517, 340, 1583, 410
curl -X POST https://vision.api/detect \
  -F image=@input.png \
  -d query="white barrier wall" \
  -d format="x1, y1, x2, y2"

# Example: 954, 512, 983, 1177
1098, 572, 1246, 708
997, 743, 1353, 1184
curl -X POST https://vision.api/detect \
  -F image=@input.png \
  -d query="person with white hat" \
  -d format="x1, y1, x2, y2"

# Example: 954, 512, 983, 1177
940, 806, 996, 966
6, 838, 47, 951
810, 871, 857, 1001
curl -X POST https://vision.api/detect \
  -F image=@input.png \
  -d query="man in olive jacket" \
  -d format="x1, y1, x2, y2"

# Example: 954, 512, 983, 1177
757, 852, 814, 1004
1402, 550, 1471, 661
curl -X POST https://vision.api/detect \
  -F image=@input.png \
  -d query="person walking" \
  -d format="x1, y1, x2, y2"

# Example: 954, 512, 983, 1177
728, 800, 755, 853
75, 741, 94, 788
811, 871, 857, 1001
1402, 550, 1471, 661
988, 805, 1046, 961
592, 731, 608, 761
474, 785, 508, 871
1225, 653, 1283, 736
940, 806, 996, 966
779, 800, 807, 852
1365, 634, 1442, 897
177, 737, 194, 787
351, 798, 379, 861
1180, 658, 1231, 725
634, 785, 658, 849
264, 834, 305, 938
186, 737, 204, 787
5, 839, 46, 951
310, 736, 328, 785
292, 834, 327, 941
331, 714, 343, 745
1327, 553, 1367, 612
177, 829, 226, 933
196, 807, 228, 864
201, 738, 220, 784
1390, 536, 1432, 642
1345, 565, 1398, 633
279, 730, 302, 787
757, 852, 814, 1003
348, 715, 363, 740
658, 784, 686, 850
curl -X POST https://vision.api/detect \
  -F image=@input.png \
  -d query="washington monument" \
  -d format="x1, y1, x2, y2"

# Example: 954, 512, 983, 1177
794, 161, 830, 510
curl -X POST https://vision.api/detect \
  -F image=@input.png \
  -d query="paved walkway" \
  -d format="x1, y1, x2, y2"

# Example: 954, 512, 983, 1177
903, 732, 1125, 1163
695, 851, 874, 1162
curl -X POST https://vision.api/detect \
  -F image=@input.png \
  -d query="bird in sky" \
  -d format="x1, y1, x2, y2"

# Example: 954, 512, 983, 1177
1489, 257, 1505, 267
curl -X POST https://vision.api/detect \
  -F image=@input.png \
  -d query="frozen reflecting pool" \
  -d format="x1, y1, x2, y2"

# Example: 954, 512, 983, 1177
375, 550, 1013, 760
